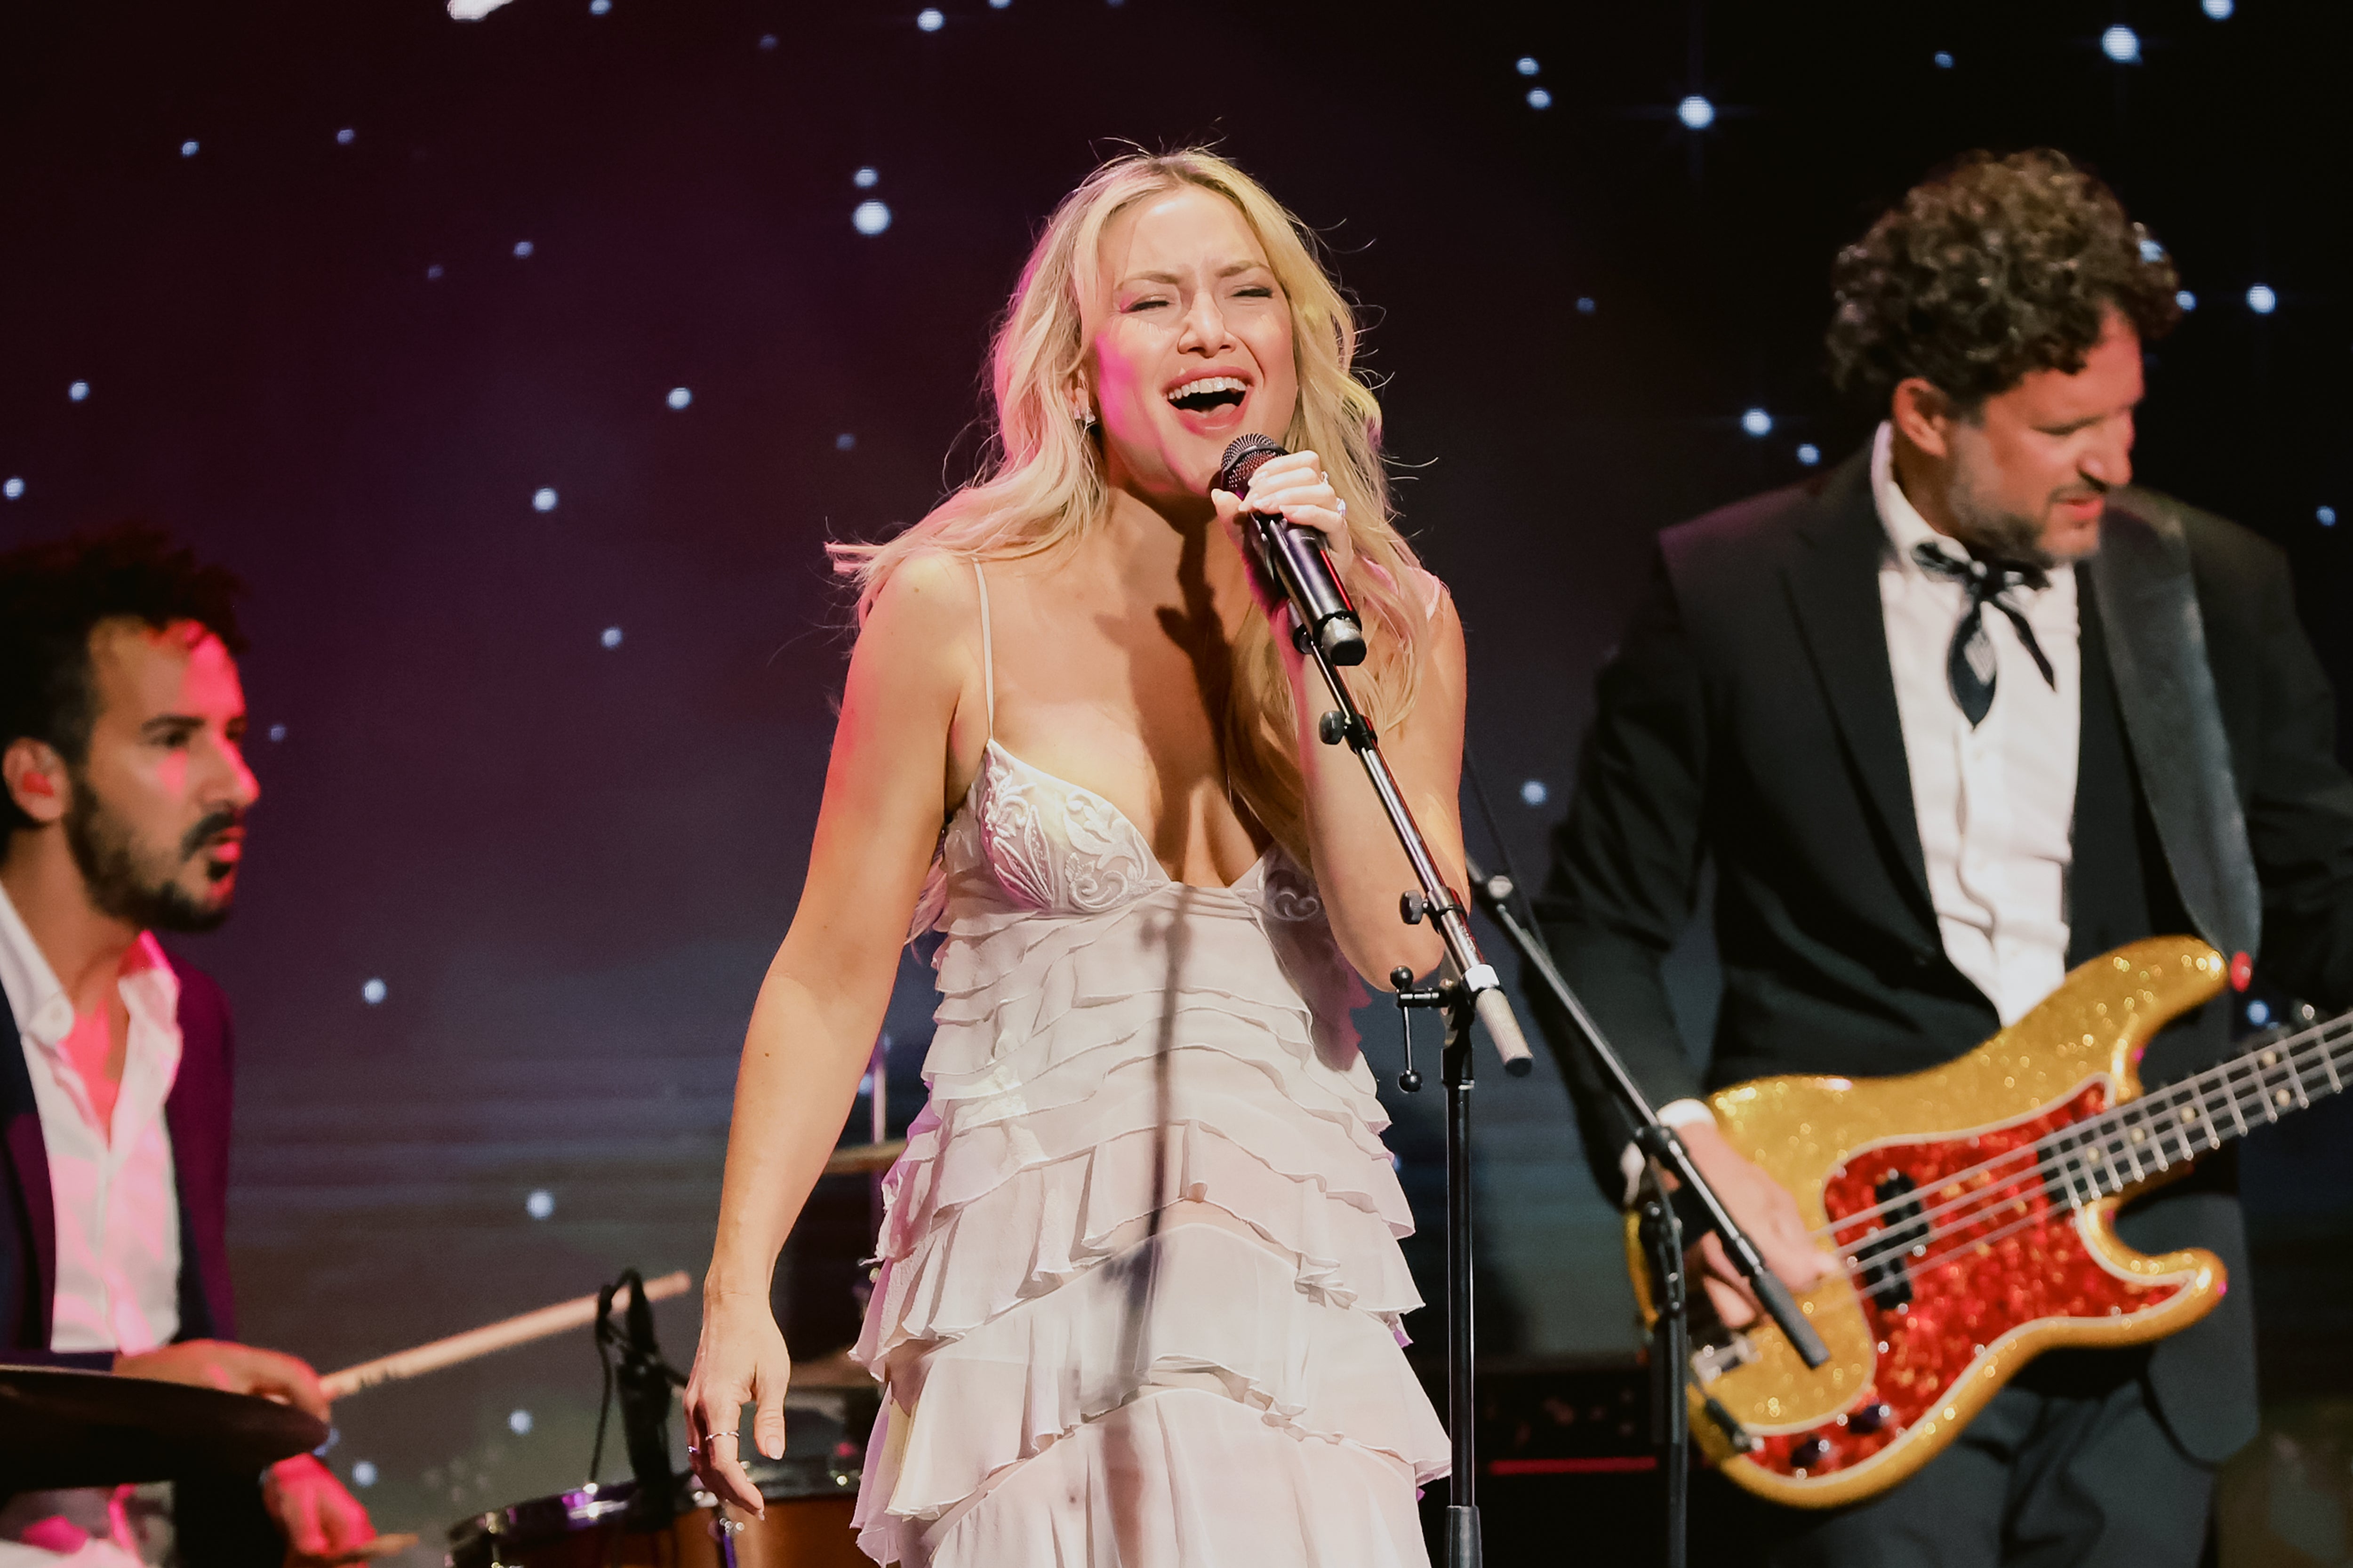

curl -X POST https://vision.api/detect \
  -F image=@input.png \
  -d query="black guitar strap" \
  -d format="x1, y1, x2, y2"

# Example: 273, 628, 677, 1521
2085, 496, 2263, 966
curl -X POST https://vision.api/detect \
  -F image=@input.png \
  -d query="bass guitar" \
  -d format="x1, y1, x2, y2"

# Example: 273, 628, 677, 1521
1630, 935, 2346, 1508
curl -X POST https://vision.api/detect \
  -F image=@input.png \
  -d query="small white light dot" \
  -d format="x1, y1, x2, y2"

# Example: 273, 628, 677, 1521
1519, 779, 1549, 807
525, 1189, 555, 1219
666, 385, 692, 409
2202, 0, 2233, 17
1575, 296, 1596, 314
2176, 289, 2197, 311
759, 32, 777, 48
1526, 88, 1553, 110
268, 723, 288, 742
1741, 408, 1774, 438
336, 127, 356, 145
2101, 25, 2141, 63
180, 140, 200, 158
2320, 507, 2339, 528
836, 433, 857, 451
362, 978, 388, 1006
858, 1072, 875, 1097
1797, 443, 1822, 467
590, 0, 610, 11
533, 487, 559, 512
1516, 56, 1539, 76
852, 200, 892, 236
2139, 239, 2165, 264
854, 166, 879, 189
916, 7, 944, 30
601, 626, 623, 648
2247, 284, 2277, 315
68, 381, 89, 402
508, 1409, 534, 1435
513, 240, 535, 258
1677, 95, 1715, 130
351, 1462, 378, 1488
426, 264, 445, 280
990, 0, 1009, 8
1, 478, 21, 500
2247, 999, 2271, 1026
1933, 50, 1954, 69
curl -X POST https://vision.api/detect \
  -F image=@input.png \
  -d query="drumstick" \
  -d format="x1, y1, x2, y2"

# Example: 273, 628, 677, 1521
297, 1531, 420, 1565
319, 1272, 692, 1400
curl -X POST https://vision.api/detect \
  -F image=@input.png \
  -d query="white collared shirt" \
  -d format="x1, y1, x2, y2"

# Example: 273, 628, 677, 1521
0, 882, 184, 1356
1871, 420, 2080, 1027
1624, 429, 2083, 1199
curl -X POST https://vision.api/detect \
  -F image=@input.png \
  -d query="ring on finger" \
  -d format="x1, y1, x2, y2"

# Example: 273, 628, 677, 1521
1335, 499, 1348, 518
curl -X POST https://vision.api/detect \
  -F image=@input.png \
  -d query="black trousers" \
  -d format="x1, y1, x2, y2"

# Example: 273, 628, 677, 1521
1691, 1352, 2217, 1568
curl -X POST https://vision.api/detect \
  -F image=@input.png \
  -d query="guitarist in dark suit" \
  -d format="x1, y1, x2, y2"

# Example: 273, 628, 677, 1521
0, 529, 375, 1566
1533, 149, 2353, 1568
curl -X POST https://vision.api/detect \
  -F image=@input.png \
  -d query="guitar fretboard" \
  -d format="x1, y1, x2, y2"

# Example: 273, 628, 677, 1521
2039, 1010, 2353, 1203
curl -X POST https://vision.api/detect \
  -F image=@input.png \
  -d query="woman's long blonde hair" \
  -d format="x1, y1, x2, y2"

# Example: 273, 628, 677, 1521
831, 149, 1432, 871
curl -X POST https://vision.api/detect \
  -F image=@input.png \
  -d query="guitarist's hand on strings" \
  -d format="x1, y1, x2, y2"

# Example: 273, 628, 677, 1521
1671, 1120, 1840, 1329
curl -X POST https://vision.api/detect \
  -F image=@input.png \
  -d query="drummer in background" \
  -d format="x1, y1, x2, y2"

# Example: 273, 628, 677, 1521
0, 528, 374, 1568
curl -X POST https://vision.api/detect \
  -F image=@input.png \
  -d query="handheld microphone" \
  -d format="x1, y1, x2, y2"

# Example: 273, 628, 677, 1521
1217, 434, 1367, 667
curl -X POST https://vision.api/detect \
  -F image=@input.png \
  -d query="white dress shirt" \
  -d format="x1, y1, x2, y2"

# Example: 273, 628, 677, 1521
1625, 426, 2082, 1199
0, 883, 184, 1568
1872, 420, 2080, 1026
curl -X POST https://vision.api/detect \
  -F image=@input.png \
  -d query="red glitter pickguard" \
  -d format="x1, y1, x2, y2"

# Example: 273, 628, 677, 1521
1741, 1083, 2192, 1480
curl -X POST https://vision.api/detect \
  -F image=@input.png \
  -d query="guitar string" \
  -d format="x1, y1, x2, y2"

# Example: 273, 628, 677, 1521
1812, 1013, 2353, 1244
1835, 1025, 2353, 1278
1841, 1025, 2353, 1276
1815, 1013, 2346, 1239
1833, 1023, 2350, 1259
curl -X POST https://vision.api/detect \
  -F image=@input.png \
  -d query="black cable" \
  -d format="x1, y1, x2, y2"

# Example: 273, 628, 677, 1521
1462, 745, 1545, 932
587, 1279, 619, 1484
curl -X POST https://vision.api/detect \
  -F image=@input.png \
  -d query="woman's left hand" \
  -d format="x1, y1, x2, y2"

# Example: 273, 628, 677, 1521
1210, 448, 1355, 620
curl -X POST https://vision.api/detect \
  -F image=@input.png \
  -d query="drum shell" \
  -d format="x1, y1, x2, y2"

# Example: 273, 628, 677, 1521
449, 1456, 862, 1568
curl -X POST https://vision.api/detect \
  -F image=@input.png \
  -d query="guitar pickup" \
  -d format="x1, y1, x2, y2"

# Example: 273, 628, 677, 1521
1858, 1172, 1925, 1312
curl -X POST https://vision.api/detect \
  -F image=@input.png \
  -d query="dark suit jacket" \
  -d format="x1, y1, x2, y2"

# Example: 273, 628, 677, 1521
2, 953, 238, 1362
1533, 448, 2353, 1465
2, 952, 276, 1563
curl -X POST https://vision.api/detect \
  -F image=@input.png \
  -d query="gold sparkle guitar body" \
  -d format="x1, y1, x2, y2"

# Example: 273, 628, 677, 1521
1631, 936, 2348, 1508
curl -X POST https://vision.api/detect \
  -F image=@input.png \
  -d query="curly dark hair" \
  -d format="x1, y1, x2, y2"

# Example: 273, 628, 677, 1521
1826, 149, 2181, 415
0, 524, 247, 832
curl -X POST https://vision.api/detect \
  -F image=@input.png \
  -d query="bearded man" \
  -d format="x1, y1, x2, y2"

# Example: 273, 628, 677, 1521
1533, 150, 2353, 1568
0, 528, 374, 1567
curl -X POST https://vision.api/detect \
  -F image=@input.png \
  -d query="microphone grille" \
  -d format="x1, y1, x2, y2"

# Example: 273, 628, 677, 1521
1217, 433, 1287, 496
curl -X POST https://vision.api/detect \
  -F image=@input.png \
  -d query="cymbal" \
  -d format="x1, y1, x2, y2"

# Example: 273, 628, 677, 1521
822, 1138, 905, 1176
0, 1365, 329, 1489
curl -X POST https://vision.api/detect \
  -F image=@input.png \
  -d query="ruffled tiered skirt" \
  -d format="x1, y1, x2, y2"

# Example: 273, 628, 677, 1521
851, 882, 1449, 1566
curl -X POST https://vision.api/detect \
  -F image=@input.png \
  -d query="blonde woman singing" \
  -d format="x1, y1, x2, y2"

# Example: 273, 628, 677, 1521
685, 149, 1462, 1567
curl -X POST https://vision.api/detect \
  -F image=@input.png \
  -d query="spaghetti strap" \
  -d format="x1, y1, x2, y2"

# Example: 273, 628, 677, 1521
972, 560, 995, 735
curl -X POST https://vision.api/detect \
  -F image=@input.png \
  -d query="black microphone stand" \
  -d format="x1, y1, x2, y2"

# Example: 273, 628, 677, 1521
1286, 621, 1533, 1568
1461, 863, 1830, 1568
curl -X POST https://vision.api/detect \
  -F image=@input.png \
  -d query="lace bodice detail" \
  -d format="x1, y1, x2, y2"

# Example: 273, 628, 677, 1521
911, 742, 1321, 928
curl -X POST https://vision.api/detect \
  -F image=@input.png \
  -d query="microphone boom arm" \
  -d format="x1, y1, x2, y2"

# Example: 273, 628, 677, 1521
1296, 625, 1532, 1075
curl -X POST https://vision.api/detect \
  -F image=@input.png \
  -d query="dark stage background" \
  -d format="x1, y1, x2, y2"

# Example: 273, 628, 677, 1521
5, 2, 2351, 1561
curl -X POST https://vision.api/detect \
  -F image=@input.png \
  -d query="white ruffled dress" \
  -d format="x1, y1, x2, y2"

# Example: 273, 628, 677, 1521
848, 566, 1449, 1566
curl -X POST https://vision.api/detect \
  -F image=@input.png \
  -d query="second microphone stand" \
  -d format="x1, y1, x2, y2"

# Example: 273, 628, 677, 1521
1462, 862, 1830, 1568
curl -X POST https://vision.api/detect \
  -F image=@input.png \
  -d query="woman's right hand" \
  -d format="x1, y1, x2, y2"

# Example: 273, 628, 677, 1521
683, 1287, 795, 1516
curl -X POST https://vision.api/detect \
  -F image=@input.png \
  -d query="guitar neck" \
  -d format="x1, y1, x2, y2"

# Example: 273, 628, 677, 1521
2044, 1009, 2353, 1199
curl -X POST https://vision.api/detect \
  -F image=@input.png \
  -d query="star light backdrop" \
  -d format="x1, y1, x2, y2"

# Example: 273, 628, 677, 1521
2, 0, 2349, 1559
